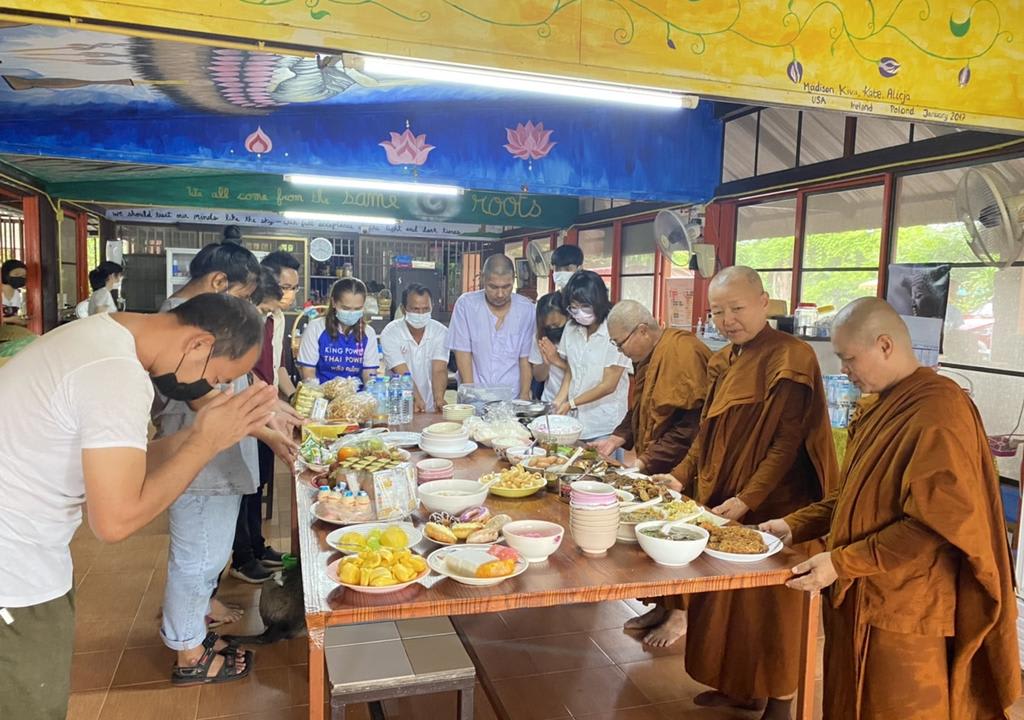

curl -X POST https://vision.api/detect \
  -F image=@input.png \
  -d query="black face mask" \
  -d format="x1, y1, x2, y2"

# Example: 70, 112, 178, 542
152, 348, 214, 402
6, 276, 25, 289
544, 325, 565, 343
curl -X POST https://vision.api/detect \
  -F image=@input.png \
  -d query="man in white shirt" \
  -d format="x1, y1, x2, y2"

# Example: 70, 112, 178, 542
380, 283, 450, 412
0, 293, 277, 720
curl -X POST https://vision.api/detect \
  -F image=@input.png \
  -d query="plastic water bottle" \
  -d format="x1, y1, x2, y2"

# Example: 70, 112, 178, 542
387, 375, 403, 425
400, 372, 414, 424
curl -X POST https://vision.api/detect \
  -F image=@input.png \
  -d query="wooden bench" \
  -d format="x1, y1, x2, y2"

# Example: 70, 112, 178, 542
325, 616, 475, 720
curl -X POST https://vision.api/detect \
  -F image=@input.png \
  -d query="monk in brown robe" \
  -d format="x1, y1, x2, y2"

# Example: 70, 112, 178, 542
658, 266, 838, 720
764, 297, 1020, 720
594, 299, 712, 646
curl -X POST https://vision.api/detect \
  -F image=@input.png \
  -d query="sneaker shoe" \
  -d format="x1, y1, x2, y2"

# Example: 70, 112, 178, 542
260, 546, 285, 568
229, 559, 272, 584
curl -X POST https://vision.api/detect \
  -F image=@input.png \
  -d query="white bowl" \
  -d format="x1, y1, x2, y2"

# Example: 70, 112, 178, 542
424, 421, 466, 435
506, 446, 547, 465
420, 440, 478, 460
420, 428, 471, 444
502, 520, 564, 563
418, 479, 489, 514
528, 415, 583, 444
634, 521, 709, 567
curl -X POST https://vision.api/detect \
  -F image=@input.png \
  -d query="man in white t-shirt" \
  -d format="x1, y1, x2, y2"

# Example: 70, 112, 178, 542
380, 283, 450, 412
0, 294, 277, 720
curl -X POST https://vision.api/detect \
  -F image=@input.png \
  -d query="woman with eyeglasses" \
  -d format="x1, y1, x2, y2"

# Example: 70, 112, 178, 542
552, 271, 631, 458
529, 292, 569, 403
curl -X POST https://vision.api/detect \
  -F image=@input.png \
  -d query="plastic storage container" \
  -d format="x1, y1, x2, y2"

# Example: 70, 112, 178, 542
795, 303, 817, 336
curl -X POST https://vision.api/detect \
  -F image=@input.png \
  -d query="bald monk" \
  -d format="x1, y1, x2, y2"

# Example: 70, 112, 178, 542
655, 266, 838, 720
762, 298, 1020, 720
594, 300, 712, 646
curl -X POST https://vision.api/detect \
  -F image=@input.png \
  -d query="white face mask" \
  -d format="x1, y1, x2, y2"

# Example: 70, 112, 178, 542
552, 271, 573, 290
405, 311, 431, 329
570, 306, 596, 327
113, 280, 123, 291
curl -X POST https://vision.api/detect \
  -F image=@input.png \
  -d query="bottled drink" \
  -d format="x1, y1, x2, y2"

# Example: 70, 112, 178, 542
387, 375, 403, 426
400, 372, 414, 424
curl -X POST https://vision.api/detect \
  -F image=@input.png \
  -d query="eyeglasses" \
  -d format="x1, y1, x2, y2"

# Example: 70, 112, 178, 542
610, 323, 643, 350
279, 284, 300, 292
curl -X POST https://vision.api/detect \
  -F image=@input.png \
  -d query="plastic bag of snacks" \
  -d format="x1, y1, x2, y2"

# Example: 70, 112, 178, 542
292, 382, 325, 418
327, 392, 378, 423
321, 376, 360, 401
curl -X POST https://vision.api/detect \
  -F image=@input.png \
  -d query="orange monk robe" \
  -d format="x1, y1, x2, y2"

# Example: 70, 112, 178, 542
613, 328, 712, 474
673, 326, 838, 700
786, 368, 1020, 720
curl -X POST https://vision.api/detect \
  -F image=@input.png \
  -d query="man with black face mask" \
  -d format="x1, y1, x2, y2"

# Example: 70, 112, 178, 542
1, 258, 29, 326
0, 293, 276, 720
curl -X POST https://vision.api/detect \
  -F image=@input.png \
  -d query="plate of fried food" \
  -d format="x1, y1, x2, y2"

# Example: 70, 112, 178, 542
326, 548, 430, 593
423, 508, 511, 546
696, 520, 783, 563
603, 471, 680, 503
480, 467, 546, 498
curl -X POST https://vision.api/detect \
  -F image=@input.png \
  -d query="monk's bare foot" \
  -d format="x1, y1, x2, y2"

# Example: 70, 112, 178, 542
693, 691, 767, 711
208, 598, 244, 625
624, 605, 667, 631
760, 698, 792, 720
642, 609, 687, 647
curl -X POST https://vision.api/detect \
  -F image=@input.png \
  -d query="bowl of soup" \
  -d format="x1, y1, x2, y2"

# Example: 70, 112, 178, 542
634, 521, 709, 567
501, 520, 564, 563
417, 479, 489, 515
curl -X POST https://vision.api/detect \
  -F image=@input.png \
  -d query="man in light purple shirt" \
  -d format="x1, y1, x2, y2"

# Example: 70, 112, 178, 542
448, 254, 536, 399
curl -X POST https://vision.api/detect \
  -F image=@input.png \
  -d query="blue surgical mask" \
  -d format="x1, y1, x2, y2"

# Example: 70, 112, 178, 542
336, 309, 363, 326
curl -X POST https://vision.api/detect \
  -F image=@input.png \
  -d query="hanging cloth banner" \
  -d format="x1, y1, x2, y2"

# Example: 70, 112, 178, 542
4, 0, 1022, 132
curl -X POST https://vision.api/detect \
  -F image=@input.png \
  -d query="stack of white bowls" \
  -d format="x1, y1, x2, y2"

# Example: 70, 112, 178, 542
419, 422, 476, 459
442, 404, 475, 422
569, 480, 620, 557
416, 458, 455, 484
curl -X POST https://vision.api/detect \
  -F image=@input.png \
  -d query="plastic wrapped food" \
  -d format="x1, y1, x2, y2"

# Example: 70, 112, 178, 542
327, 392, 378, 422
321, 376, 360, 401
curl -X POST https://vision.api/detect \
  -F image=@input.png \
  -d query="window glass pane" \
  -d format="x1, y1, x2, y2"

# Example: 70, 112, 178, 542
855, 117, 911, 154
893, 160, 1024, 264
578, 226, 613, 276
759, 270, 793, 307
799, 270, 878, 308
723, 113, 757, 182
757, 107, 799, 175
670, 264, 695, 278
735, 198, 796, 269
803, 186, 883, 269
504, 242, 523, 258
621, 221, 656, 274
620, 275, 655, 308
799, 111, 845, 165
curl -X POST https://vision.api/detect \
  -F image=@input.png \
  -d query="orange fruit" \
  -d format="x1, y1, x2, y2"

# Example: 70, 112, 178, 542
337, 447, 360, 460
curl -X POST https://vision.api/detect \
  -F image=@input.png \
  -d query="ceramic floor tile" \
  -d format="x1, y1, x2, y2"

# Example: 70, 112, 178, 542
203, 705, 312, 720
500, 602, 636, 639
75, 570, 152, 621
587, 628, 683, 666
651, 702, 754, 720
70, 650, 122, 692
98, 682, 200, 720
125, 614, 165, 649
572, 705, 667, 720
451, 612, 510, 643
618, 656, 703, 705
520, 633, 614, 675
490, 675, 571, 720
111, 645, 175, 687
540, 665, 649, 718
73, 619, 131, 654
403, 634, 474, 676
468, 638, 539, 680
196, 664, 305, 718
382, 685, 499, 720
65, 690, 106, 720
248, 637, 309, 669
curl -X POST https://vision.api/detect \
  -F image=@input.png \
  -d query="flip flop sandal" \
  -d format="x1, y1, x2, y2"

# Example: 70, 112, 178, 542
171, 634, 253, 686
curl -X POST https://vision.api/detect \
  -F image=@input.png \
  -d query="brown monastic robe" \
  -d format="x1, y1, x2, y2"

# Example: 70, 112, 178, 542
786, 367, 1020, 720
673, 325, 838, 699
613, 328, 712, 474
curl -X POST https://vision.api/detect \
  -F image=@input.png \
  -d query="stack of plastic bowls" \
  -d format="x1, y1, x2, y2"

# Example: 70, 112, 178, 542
419, 422, 475, 459
415, 458, 455, 484
568, 480, 620, 557
442, 404, 475, 422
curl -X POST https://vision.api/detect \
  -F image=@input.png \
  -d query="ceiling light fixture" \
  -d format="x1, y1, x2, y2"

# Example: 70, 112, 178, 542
281, 210, 399, 225
284, 173, 463, 196
358, 56, 698, 109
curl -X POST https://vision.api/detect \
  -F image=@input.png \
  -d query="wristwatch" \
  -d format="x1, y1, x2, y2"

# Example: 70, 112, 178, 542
568, 397, 577, 411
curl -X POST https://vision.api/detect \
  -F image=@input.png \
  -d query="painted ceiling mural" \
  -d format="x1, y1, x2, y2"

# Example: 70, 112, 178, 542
0, 24, 722, 202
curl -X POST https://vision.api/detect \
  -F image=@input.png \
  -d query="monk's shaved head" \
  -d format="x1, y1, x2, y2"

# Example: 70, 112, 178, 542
709, 265, 765, 296
608, 300, 656, 332
832, 297, 919, 393
707, 265, 770, 346
482, 253, 515, 278
607, 299, 662, 362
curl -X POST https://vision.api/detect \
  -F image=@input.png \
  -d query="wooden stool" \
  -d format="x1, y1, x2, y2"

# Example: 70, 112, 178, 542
326, 617, 475, 720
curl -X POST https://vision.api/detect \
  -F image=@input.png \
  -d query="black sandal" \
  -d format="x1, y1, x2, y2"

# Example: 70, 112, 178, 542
207, 631, 242, 657
171, 633, 253, 686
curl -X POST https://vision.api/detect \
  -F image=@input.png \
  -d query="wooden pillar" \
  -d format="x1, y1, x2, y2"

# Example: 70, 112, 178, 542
23, 195, 60, 332
75, 212, 89, 301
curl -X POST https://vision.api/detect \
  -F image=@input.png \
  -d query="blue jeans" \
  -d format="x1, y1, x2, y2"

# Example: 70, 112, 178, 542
161, 493, 241, 651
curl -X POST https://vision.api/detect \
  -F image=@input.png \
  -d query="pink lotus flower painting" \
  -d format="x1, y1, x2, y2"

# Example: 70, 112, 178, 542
244, 126, 272, 155
504, 121, 556, 164
379, 126, 434, 166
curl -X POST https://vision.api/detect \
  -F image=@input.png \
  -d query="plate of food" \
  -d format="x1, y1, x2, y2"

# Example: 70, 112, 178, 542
423, 508, 511, 546
326, 548, 429, 593
603, 471, 679, 502
326, 522, 423, 555
480, 467, 546, 498
310, 499, 374, 525
425, 544, 528, 586
697, 521, 784, 563
332, 439, 410, 474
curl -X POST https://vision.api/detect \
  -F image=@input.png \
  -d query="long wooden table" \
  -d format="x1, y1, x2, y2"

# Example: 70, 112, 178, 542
292, 424, 820, 720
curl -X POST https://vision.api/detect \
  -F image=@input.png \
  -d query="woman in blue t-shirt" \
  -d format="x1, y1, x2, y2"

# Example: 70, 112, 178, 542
298, 277, 379, 387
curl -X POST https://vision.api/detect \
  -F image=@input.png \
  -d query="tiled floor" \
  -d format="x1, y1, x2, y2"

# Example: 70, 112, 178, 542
66, 468, 1024, 720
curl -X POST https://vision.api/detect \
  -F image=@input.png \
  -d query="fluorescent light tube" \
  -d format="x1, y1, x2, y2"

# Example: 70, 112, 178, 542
281, 210, 399, 225
284, 174, 462, 196
360, 56, 697, 109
